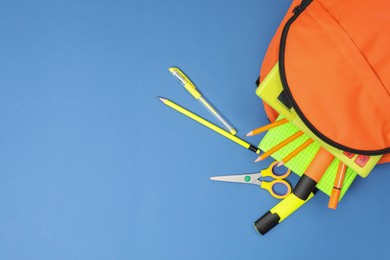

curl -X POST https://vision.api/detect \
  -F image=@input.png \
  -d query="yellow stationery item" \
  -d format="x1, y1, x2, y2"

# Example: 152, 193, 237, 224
254, 191, 316, 235
159, 97, 260, 154
169, 67, 237, 135
210, 161, 292, 199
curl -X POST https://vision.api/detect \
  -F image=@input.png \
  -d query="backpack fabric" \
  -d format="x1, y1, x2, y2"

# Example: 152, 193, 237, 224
259, 0, 390, 163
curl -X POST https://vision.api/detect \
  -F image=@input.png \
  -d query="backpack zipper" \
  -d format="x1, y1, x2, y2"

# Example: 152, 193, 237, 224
278, 0, 389, 155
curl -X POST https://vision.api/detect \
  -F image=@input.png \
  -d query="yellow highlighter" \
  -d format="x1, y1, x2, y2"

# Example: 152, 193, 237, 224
254, 190, 316, 235
169, 67, 237, 135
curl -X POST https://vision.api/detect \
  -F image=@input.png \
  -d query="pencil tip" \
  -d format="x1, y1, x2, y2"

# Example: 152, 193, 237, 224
246, 131, 253, 137
277, 161, 284, 167
254, 156, 263, 163
158, 97, 166, 103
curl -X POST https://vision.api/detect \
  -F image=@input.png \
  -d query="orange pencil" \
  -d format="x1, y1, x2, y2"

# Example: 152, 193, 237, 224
328, 162, 347, 209
255, 131, 304, 162
246, 118, 288, 136
277, 139, 314, 166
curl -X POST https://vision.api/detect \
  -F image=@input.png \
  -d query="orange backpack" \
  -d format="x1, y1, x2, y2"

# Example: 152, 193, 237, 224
258, 0, 390, 163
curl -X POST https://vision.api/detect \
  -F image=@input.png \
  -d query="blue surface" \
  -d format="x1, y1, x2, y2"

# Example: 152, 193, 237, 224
0, 0, 389, 259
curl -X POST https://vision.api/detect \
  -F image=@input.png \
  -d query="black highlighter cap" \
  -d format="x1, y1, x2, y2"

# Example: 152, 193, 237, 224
253, 211, 280, 235
293, 174, 317, 200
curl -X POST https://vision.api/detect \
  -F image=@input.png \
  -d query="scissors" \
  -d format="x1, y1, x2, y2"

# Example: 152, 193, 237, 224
210, 161, 292, 199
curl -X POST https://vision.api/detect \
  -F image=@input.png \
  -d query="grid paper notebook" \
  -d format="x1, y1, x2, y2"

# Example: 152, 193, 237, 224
258, 115, 357, 199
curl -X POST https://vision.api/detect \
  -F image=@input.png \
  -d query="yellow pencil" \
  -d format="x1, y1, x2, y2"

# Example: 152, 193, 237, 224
246, 118, 288, 136
169, 67, 237, 135
159, 97, 261, 154
255, 131, 304, 162
277, 139, 314, 167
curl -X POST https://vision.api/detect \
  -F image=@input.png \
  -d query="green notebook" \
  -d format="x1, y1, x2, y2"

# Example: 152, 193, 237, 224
258, 115, 356, 199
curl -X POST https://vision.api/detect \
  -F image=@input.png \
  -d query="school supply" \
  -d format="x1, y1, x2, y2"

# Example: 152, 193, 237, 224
328, 162, 347, 209
158, 97, 261, 154
254, 147, 334, 234
278, 139, 314, 166
259, 0, 390, 158
255, 131, 304, 162
255, 96, 357, 234
163, 0, 390, 236
257, 65, 382, 177
169, 67, 237, 135
254, 190, 316, 235
294, 147, 334, 200
210, 162, 292, 199
246, 118, 288, 136
259, 117, 357, 198
253, 0, 390, 234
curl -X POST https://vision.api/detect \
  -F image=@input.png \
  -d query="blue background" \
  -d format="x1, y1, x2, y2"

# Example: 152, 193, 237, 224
0, 0, 389, 259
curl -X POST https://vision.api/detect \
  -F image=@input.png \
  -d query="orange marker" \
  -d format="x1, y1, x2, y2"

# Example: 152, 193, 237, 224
277, 139, 314, 166
328, 162, 347, 209
255, 131, 304, 162
246, 118, 288, 136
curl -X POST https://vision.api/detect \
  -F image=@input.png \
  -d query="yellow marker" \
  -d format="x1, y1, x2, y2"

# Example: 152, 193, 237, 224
169, 67, 237, 135
159, 97, 260, 154
254, 191, 316, 235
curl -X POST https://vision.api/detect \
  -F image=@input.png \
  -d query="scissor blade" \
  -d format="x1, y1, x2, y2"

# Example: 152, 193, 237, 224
210, 174, 259, 184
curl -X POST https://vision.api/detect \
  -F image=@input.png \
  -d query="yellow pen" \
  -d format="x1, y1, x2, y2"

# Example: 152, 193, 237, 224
159, 97, 260, 154
169, 67, 237, 135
